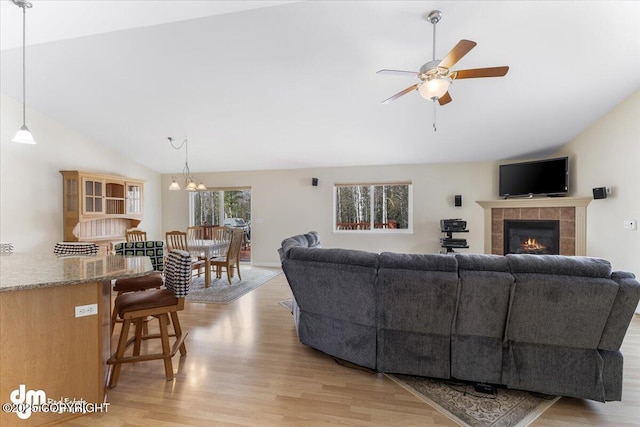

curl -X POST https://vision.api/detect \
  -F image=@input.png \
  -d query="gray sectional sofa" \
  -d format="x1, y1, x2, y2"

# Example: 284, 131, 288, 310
279, 231, 640, 402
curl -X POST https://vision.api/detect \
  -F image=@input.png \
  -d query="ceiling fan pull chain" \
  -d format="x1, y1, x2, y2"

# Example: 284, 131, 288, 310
433, 100, 437, 132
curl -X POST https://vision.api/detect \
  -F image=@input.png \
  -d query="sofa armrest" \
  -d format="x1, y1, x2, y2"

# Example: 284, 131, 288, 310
598, 272, 640, 350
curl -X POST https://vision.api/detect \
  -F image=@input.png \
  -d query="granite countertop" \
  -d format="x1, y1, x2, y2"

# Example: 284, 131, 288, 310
0, 252, 154, 292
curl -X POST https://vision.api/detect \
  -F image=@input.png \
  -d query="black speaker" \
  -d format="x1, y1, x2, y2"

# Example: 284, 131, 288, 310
454, 195, 462, 207
592, 187, 607, 199
312, 178, 319, 187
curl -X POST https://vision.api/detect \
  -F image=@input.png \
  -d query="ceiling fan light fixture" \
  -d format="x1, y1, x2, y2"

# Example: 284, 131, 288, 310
419, 78, 451, 100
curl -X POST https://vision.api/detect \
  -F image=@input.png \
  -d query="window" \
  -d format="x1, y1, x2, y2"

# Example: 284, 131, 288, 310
334, 182, 412, 232
191, 189, 251, 226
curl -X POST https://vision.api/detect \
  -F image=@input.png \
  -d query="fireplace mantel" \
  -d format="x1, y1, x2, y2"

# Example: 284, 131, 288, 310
476, 197, 592, 256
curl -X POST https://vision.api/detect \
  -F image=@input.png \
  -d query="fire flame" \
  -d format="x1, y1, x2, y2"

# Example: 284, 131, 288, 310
522, 238, 547, 252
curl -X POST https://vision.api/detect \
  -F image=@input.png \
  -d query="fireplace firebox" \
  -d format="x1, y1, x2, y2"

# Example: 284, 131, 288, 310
503, 220, 560, 255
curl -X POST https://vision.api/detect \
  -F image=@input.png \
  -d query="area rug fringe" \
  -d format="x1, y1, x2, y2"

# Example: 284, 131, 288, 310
386, 374, 471, 427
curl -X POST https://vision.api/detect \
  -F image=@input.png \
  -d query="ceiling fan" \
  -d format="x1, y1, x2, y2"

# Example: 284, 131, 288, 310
378, 10, 509, 107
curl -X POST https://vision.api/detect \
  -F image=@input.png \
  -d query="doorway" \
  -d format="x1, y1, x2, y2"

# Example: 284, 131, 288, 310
191, 188, 251, 261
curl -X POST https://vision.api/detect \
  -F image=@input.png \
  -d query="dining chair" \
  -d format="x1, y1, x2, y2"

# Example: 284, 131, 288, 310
211, 226, 231, 242
108, 249, 192, 387
165, 230, 205, 277
211, 228, 244, 285
186, 225, 204, 243
53, 242, 99, 256
186, 225, 207, 262
126, 229, 147, 242
111, 241, 165, 334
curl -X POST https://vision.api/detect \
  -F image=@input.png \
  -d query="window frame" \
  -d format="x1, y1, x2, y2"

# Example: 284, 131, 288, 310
333, 181, 413, 234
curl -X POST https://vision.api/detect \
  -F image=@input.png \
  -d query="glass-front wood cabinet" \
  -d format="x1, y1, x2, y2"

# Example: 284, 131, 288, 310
126, 182, 143, 215
83, 178, 105, 214
60, 171, 145, 251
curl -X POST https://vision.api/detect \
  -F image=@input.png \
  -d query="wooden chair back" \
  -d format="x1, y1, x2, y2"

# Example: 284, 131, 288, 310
187, 226, 204, 243
165, 231, 188, 252
126, 229, 147, 242
211, 229, 244, 284
165, 231, 205, 277
212, 226, 231, 242
226, 229, 244, 264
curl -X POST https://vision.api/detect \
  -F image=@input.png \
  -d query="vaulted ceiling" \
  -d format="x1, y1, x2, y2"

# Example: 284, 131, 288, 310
1, 1, 639, 173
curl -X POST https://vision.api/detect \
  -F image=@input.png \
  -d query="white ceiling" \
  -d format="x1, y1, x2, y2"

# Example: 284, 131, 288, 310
1, 1, 639, 174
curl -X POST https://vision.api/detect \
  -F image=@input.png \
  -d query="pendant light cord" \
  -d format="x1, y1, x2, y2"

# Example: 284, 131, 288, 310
21, 5, 26, 126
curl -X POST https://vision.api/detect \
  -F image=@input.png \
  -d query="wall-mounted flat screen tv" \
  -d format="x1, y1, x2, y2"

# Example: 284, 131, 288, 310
499, 157, 569, 198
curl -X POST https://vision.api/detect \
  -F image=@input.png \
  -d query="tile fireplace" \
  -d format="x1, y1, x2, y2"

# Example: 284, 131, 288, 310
477, 197, 592, 256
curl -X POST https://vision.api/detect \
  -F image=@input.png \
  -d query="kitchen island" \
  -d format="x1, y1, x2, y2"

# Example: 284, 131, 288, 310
0, 253, 153, 426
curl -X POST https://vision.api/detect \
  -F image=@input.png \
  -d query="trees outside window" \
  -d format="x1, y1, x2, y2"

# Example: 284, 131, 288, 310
335, 183, 411, 231
191, 189, 251, 226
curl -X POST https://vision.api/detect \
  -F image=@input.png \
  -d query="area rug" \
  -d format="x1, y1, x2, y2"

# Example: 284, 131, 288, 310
386, 374, 560, 427
277, 299, 559, 427
186, 267, 281, 304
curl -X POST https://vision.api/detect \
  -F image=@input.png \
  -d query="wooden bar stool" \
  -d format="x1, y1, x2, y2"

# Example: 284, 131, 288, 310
111, 241, 165, 334
107, 249, 192, 388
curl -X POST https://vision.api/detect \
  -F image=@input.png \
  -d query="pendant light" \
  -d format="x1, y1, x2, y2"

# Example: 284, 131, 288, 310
11, 0, 36, 144
167, 137, 207, 192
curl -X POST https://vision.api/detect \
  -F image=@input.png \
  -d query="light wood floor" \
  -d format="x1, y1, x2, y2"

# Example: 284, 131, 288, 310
63, 270, 640, 426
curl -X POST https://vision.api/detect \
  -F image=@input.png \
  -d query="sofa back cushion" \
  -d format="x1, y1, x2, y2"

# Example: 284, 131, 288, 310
376, 252, 458, 378
507, 254, 612, 277
450, 254, 513, 383
453, 254, 512, 339
282, 246, 379, 368
505, 254, 618, 349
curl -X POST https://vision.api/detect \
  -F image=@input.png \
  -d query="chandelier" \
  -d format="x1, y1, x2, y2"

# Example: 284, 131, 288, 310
167, 137, 207, 191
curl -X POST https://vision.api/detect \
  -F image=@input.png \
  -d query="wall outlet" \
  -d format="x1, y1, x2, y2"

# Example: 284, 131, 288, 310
75, 303, 98, 318
623, 220, 637, 230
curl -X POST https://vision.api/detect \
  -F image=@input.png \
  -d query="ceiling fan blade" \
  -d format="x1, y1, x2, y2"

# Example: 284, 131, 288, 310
377, 69, 419, 77
381, 84, 420, 104
438, 40, 477, 69
452, 66, 510, 79
438, 92, 452, 106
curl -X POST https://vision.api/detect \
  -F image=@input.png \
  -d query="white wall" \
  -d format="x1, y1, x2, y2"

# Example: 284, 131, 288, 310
554, 89, 640, 275
162, 161, 497, 267
160, 92, 640, 274
0, 94, 162, 252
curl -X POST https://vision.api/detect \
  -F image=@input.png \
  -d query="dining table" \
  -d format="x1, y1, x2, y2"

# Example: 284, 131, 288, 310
187, 239, 230, 288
